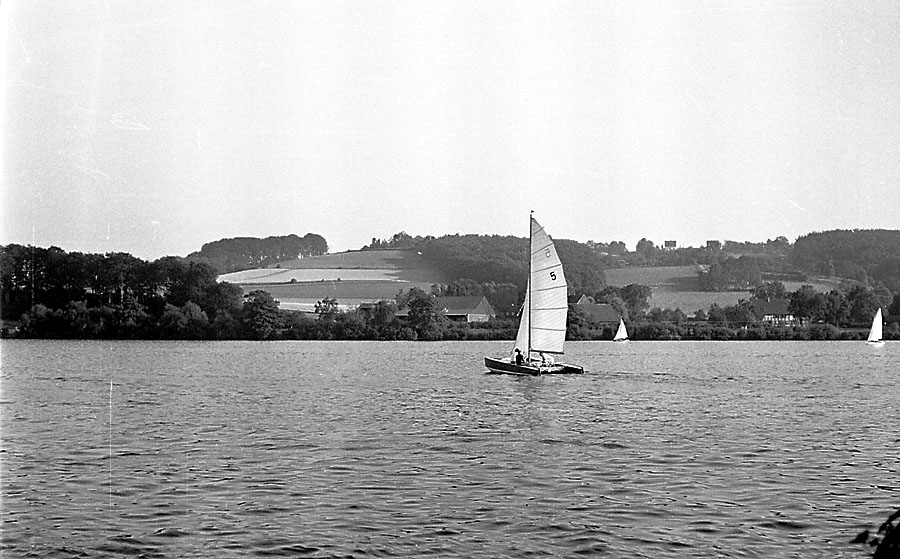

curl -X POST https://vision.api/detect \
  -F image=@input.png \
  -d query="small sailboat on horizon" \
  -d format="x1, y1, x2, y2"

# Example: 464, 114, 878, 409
613, 318, 629, 342
484, 213, 584, 375
866, 308, 885, 346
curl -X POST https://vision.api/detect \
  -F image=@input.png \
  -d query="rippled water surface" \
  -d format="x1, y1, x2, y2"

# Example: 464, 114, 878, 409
2, 340, 898, 557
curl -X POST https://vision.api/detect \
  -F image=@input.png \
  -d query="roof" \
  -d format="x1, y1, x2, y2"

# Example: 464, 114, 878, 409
434, 296, 493, 315
395, 295, 495, 317
575, 299, 621, 323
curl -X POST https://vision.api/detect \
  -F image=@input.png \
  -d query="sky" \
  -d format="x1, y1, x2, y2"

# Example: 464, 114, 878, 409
2, 1, 899, 260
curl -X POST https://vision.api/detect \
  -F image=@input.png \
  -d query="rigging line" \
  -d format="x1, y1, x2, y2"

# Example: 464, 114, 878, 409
532, 286, 566, 294
533, 263, 562, 274
531, 242, 555, 255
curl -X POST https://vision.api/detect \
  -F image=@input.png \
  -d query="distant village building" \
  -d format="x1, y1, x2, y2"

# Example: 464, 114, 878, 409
706, 240, 722, 251
664, 240, 677, 250
436, 296, 496, 322
397, 296, 496, 323
575, 295, 621, 325
751, 298, 798, 327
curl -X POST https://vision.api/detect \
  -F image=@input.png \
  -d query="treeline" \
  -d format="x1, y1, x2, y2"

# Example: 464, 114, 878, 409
588, 236, 792, 268
363, 231, 608, 297
567, 281, 900, 341
187, 233, 328, 274
790, 229, 900, 291
2, 244, 245, 338
785, 283, 896, 328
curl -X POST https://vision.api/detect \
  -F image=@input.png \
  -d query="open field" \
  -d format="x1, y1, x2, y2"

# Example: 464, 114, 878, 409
248, 280, 433, 301
219, 249, 446, 285
605, 265, 700, 290
605, 265, 748, 313
218, 250, 446, 306
279, 249, 441, 274
221, 268, 413, 284
606, 266, 849, 315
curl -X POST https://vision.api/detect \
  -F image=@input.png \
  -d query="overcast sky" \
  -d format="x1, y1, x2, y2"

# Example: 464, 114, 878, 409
2, 1, 899, 260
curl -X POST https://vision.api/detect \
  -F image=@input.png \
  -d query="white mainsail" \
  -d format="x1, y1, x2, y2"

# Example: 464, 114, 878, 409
867, 308, 883, 343
512, 216, 568, 359
613, 318, 628, 342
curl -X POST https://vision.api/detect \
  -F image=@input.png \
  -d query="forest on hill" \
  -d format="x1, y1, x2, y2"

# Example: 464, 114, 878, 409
789, 229, 900, 292
187, 234, 328, 274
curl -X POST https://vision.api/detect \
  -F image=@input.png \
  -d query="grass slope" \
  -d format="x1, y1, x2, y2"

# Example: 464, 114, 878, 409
219, 250, 446, 306
605, 265, 844, 314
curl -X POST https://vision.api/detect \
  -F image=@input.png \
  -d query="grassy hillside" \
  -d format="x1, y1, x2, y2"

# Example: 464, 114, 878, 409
604, 265, 701, 291
219, 249, 446, 308
278, 250, 436, 272
605, 265, 846, 314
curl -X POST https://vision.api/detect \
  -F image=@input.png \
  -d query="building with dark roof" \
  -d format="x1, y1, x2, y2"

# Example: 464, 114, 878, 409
751, 298, 798, 326
575, 295, 621, 325
397, 296, 496, 323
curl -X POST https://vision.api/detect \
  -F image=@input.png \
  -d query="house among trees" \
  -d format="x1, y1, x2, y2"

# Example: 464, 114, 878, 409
435, 296, 496, 322
575, 295, 621, 325
396, 295, 496, 323
751, 298, 798, 327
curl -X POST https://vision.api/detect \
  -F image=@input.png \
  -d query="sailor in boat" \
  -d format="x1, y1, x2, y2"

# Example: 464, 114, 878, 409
514, 348, 525, 365
538, 352, 556, 373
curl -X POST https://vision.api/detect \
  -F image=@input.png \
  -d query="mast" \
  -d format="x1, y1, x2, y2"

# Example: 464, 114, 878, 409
527, 211, 533, 360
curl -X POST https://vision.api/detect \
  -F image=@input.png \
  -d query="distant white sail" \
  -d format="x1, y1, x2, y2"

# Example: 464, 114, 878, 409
867, 308, 883, 344
613, 318, 628, 342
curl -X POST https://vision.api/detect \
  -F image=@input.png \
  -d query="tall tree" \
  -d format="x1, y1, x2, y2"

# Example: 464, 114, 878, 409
242, 290, 281, 340
789, 284, 824, 323
402, 288, 446, 340
752, 281, 787, 301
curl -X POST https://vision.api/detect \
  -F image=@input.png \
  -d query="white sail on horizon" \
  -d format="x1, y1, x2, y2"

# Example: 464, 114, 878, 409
867, 308, 883, 343
614, 318, 628, 342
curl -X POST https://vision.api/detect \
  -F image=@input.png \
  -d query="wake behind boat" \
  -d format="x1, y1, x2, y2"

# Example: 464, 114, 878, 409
484, 213, 584, 375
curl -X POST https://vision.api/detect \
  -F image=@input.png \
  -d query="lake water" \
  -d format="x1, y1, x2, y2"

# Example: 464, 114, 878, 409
1, 340, 897, 558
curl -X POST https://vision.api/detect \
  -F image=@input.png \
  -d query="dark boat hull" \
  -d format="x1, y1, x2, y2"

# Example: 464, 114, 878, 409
484, 356, 584, 375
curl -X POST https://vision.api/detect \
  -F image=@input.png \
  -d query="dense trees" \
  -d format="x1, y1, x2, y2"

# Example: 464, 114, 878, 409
187, 233, 328, 274
790, 230, 900, 290
787, 283, 893, 328
2, 245, 243, 339
698, 256, 763, 291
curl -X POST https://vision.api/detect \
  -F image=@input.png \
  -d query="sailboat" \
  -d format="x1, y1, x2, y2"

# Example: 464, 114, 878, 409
484, 214, 584, 375
866, 308, 885, 346
613, 318, 629, 342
